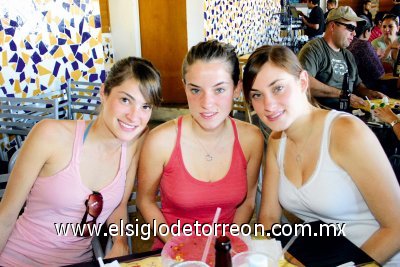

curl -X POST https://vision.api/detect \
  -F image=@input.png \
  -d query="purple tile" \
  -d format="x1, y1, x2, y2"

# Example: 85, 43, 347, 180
85, 58, 93, 68
31, 52, 41, 64
24, 40, 33, 50
38, 41, 48, 55
91, 48, 97, 59
16, 58, 25, 72
53, 61, 61, 76
71, 44, 79, 55
89, 74, 98, 82
82, 32, 90, 43
94, 15, 101, 28
72, 61, 79, 70
58, 38, 66, 45
5, 27, 15, 36
75, 52, 83, 63
9, 53, 18, 63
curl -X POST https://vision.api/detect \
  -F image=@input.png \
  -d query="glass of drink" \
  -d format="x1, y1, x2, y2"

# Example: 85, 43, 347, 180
232, 251, 278, 267
172, 261, 210, 267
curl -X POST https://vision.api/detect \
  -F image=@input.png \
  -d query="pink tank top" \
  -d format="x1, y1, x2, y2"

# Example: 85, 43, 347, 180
0, 120, 127, 266
154, 117, 247, 248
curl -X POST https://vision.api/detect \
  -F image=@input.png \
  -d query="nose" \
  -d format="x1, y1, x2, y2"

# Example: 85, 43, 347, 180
200, 91, 215, 108
262, 93, 276, 112
126, 104, 140, 122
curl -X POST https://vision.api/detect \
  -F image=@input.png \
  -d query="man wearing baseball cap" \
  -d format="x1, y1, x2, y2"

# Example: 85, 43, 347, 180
298, 6, 385, 110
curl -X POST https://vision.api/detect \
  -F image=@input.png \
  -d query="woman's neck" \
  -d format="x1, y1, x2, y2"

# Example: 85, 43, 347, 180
284, 106, 316, 144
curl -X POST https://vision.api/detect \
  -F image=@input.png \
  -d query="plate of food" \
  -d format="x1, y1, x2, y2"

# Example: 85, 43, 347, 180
161, 234, 249, 267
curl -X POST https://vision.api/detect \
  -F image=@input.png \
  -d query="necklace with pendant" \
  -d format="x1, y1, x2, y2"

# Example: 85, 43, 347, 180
292, 127, 313, 164
192, 118, 227, 162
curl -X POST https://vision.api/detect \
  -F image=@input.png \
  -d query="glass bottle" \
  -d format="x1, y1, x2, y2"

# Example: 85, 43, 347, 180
215, 236, 232, 267
338, 72, 351, 112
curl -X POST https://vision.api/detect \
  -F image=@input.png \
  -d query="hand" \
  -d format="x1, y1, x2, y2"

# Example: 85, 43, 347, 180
374, 106, 398, 124
297, 10, 304, 16
366, 89, 386, 99
104, 239, 129, 259
350, 94, 367, 107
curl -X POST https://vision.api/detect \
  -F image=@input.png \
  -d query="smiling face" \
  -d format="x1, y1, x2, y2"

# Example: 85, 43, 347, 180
183, 59, 240, 130
249, 62, 308, 132
100, 78, 153, 142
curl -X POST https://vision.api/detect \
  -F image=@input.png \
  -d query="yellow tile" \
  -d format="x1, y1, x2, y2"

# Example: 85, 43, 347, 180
50, 35, 57, 46
2, 51, 7, 67
14, 80, 21, 94
76, 32, 82, 43
68, 53, 75, 61
89, 16, 95, 28
21, 52, 30, 63
33, 89, 41, 96
83, 53, 89, 63
48, 75, 55, 86
53, 47, 64, 58
5, 36, 12, 42
0, 73, 4, 85
37, 65, 52, 76
89, 38, 97, 47
71, 70, 82, 81
88, 67, 96, 74
95, 58, 103, 65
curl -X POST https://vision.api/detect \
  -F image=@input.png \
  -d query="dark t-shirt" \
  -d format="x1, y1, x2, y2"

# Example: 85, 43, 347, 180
305, 6, 325, 38
298, 38, 361, 108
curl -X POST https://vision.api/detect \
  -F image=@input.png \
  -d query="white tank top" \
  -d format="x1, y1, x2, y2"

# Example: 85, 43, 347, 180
277, 110, 399, 265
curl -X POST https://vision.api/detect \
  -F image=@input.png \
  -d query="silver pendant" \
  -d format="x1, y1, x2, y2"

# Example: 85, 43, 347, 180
296, 154, 301, 163
205, 154, 213, 161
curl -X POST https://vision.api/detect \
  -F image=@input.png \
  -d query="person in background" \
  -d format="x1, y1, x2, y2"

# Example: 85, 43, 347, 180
0, 57, 162, 266
243, 45, 400, 265
391, 0, 400, 19
348, 16, 385, 89
298, 6, 385, 110
324, 0, 338, 20
298, 0, 325, 40
375, 106, 400, 140
358, 0, 373, 26
369, 11, 387, 42
372, 14, 400, 73
137, 40, 263, 248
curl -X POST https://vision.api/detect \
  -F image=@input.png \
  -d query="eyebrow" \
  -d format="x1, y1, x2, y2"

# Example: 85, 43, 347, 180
251, 78, 282, 91
119, 91, 136, 101
187, 81, 229, 88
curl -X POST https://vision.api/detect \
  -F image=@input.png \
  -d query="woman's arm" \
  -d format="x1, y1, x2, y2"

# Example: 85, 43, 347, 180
105, 129, 149, 258
232, 123, 264, 225
137, 121, 176, 244
0, 120, 60, 252
258, 133, 283, 230
331, 116, 400, 264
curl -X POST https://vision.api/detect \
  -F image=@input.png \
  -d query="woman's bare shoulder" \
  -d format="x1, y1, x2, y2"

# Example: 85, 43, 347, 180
29, 119, 76, 143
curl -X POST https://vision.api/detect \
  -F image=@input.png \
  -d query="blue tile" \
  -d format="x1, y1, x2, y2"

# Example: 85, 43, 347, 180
94, 15, 101, 28
38, 41, 48, 55
65, 28, 71, 38
89, 74, 98, 82
50, 45, 59, 55
70, 44, 79, 55
58, 20, 65, 32
74, 0, 80, 7
100, 71, 106, 82
58, 38, 67, 45
92, 48, 97, 59
82, 32, 90, 43
72, 61, 79, 70
75, 52, 83, 63
62, 2, 70, 11
24, 40, 33, 50
16, 58, 25, 72
85, 58, 94, 68
71, 18, 75, 28
32, 65, 38, 74
10, 20, 18, 27
31, 52, 41, 64
9, 53, 18, 63
5, 27, 15, 36
79, 18, 84, 35
62, 56, 68, 63
53, 61, 61, 76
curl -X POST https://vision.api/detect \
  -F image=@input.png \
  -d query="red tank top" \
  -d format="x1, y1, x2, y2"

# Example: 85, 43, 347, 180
160, 116, 247, 228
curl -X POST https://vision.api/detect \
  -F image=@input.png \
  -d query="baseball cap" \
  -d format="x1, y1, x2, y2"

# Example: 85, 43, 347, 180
326, 6, 366, 24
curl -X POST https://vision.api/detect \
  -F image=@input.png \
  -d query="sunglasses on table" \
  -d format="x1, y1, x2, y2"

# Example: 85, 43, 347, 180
334, 21, 357, 32
80, 191, 103, 237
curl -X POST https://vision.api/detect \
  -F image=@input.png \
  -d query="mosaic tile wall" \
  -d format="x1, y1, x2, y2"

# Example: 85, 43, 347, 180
0, 0, 106, 99
102, 32, 114, 64
204, 0, 281, 56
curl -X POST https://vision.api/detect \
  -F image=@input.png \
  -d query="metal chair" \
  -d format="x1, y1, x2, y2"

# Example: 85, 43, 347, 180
0, 96, 60, 149
67, 79, 102, 120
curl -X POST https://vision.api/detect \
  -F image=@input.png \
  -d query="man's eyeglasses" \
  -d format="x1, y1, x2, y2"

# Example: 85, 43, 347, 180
334, 21, 357, 32
80, 191, 103, 237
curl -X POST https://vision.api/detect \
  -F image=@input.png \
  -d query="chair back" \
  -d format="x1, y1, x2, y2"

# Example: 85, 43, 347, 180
67, 79, 102, 119
0, 173, 10, 201
0, 96, 59, 148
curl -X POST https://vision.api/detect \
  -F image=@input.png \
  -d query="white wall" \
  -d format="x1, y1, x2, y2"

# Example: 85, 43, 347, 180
108, 0, 141, 60
186, 0, 204, 49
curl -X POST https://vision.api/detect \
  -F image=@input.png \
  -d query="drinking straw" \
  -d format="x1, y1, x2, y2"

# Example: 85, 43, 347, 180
278, 222, 304, 261
201, 207, 222, 263
365, 96, 372, 106
97, 257, 105, 267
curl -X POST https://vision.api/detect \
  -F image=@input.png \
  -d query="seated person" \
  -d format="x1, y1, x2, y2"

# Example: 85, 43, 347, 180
324, 0, 338, 20
136, 40, 264, 248
242, 45, 400, 266
358, 0, 373, 26
372, 14, 400, 73
298, 6, 385, 109
298, 0, 325, 40
0, 57, 162, 266
374, 105, 400, 140
369, 11, 386, 42
348, 16, 385, 89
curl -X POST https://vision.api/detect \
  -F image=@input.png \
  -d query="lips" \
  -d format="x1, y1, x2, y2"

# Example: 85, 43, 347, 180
200, 112, 217, 119
118, 120, 137, 130
266, 110, 284, 122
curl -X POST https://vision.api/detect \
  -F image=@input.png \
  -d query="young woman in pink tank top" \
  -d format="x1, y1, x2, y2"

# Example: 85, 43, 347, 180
242, 45, 400, 265
0, 57, 162, 266
137, 40, 264, 247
